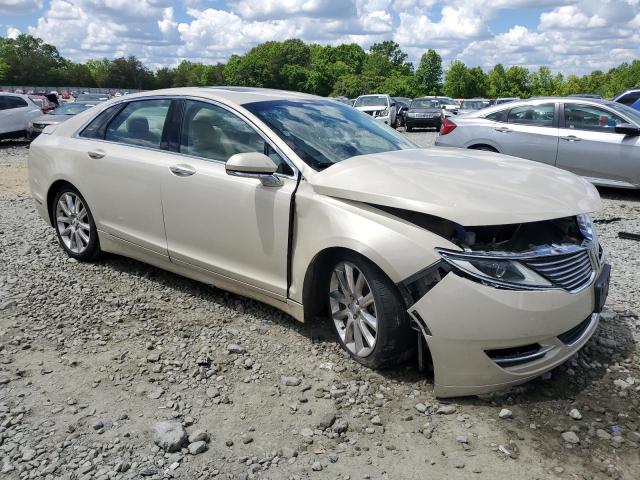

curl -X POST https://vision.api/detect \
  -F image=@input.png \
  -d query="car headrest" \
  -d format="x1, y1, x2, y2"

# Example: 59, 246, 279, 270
128, 117, 149, 136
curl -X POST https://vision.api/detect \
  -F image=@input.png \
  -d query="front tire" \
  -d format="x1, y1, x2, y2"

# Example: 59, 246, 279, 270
326, 253, 414, 369
53, 187, 101, 261
406, 125, 413, 132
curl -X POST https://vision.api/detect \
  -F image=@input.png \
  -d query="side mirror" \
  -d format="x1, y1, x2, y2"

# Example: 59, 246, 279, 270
225, 152, 282, 187
614, 123, 640, 136
390, 101, 396, 107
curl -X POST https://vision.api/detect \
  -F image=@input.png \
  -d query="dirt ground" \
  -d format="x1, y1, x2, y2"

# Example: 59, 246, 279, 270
1, 139, 639, 480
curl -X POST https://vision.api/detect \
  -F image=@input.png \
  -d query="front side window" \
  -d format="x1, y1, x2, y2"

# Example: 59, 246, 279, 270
564, 104, 625, 132
244, 99, 417, 171
180, 100, 293, 175
507, 103, 554, 127
105, 99, 171, 149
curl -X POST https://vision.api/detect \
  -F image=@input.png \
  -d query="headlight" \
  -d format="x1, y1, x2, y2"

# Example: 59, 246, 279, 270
380, 108, 389, 116
438, 250, 553, 289
576, 213, 596, 242
407, 112, 416, 118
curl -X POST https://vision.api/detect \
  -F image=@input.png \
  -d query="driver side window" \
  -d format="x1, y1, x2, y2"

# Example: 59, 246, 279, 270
564, 104, 625, 133
179, 100, 293, 175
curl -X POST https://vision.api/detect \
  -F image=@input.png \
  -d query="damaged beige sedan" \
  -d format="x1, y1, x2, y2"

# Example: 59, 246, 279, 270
28, 87, 610, 397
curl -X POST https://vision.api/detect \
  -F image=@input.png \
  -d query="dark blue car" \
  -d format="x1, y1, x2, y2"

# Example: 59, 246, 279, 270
613, 88, 640, 111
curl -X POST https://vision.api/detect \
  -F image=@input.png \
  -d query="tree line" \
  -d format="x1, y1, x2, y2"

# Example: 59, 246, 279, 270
1, 34, 639, 99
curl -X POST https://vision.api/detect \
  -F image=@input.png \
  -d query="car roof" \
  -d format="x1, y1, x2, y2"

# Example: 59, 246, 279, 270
117, 86, 322, 106
463, 96, 625, 118
0, 92, 29, 98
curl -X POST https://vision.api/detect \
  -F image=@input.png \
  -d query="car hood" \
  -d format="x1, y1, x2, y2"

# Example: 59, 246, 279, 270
308, 148, 601, 226
409, 108, 441, 114
355, 105, 387, 112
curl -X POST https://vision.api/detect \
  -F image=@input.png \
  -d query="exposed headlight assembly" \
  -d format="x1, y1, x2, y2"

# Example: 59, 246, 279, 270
437, 249, 553, 290
576, 213, 596, 243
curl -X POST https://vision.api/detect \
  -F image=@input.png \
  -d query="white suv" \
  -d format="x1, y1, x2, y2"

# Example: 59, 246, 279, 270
353, 94, 397, 127
0, 93, 42, 140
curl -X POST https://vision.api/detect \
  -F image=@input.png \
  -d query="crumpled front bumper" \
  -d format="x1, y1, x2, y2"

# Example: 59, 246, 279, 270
409, 271, 601, 397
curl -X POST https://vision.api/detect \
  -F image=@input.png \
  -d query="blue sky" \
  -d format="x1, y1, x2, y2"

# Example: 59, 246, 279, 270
1, 1, 639, 74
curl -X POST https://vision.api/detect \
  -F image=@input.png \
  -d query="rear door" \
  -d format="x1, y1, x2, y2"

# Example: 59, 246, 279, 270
557, 102, 640, 186
68, 98, 174, 254
491, 102, 559, 165
0, 95, 37, 135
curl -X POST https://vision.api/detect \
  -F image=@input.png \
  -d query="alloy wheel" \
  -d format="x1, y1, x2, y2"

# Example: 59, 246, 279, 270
329, 261, 378, 357
56, 192, 91, 254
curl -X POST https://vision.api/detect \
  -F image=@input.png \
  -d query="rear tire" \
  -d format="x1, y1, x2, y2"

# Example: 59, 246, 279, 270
325, 252, 415, 369
52, 186, 101, 262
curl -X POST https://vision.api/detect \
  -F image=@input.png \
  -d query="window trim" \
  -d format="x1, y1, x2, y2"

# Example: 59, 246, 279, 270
561, 102, 630, 134
72, 94, 299, 181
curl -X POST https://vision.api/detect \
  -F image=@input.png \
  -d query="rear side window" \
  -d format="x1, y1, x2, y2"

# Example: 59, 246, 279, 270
179, 100, 293, 175
617, 91, 640, 106
507, 103, 554, 127
79, 104, 124, 139
485, 110, 507, 122
0, 96, 28, 110
564, 104, 626, 132
105, 99, 171, 149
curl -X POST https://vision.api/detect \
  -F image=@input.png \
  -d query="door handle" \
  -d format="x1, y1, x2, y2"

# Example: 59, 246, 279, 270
87, 150, 105, 159
494, 127, 512, 133
560, 135, 581, 142
169, 164, 196, 177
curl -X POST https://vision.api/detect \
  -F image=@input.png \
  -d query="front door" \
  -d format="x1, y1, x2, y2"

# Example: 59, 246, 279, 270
557, 102, 640, 186
161, 99, 296, 298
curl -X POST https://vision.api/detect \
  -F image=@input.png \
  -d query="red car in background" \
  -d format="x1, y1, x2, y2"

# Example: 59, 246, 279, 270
28, 95, 57, 114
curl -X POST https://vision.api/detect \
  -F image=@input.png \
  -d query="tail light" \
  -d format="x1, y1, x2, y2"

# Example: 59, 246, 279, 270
440, 117, 457, 135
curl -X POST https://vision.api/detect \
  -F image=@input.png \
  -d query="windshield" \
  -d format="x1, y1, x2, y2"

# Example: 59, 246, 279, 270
354, 95, 388, 107
77, 94, 108, 101
50, 103, 95, 115
410, 99, 440, 109
461, 100, 490, 110
439, 98, 456, 105
496, 98, 518, 104
607, 102, 640, 124
244, 99, 417, 171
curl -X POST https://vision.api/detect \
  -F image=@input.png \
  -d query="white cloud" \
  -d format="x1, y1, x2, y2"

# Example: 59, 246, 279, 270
6, 26, 21, 39
0, 0, 43, 13
9, 0, 639, 75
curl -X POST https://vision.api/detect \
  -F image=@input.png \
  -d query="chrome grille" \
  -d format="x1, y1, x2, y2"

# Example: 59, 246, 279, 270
523, 249, 594, 292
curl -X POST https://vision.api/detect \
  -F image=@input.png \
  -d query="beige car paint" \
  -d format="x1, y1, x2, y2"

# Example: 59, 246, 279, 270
309, 147, 602, 226
28, 87, 605, 398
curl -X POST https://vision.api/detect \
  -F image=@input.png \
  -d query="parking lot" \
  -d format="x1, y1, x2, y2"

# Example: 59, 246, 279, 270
1, 134, 639, 480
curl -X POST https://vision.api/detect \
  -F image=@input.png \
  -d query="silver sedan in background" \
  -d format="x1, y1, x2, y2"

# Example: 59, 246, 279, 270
435, 97, 640, 189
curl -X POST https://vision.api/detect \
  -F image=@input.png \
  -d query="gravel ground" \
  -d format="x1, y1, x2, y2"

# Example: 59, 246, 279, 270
1, 136, 639, 480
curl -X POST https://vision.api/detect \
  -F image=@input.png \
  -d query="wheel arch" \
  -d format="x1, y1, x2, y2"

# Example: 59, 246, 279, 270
46, 179, 81, 227
301, 245, 398, 324
467, 143, 500, 152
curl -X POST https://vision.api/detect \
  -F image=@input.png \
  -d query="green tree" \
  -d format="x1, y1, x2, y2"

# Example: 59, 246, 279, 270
529, 66, 557, 96
0, 57, 9, 82
561, 74, 586, 96
487, 64, 507, 97
107, 56, 154, 89
369, 40, 412, 74
415, 49, 442, 95
0, 34, 62, 85
443, 60, 468, 98
86, 58, 112, 88
154, 67, 175, 89
380, 74, 418, 97
503, 66, 530, 97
